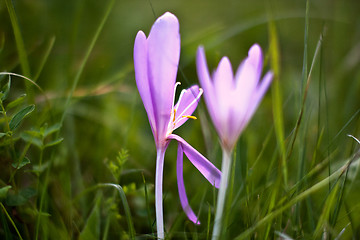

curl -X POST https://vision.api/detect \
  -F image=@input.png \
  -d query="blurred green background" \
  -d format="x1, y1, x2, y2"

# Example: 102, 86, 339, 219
1, 0, 360, 239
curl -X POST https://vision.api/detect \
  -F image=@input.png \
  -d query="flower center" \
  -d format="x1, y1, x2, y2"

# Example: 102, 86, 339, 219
166, 82, 203, 136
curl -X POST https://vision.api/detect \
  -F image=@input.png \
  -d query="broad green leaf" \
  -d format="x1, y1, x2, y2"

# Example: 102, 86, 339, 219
7, 94, 26, 109
12, 156, 30, 169
0, 186, 12, 199
44, 137, 63, 148
0, 132, 7, 138
9, 105, 35, 131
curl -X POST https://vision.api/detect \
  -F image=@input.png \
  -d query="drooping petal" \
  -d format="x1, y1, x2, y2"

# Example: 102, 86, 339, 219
168, 134, 221, 188
173, 85, 201, 130
176, 143, 200, 224
147, 12, 181, 141
134, 31, 156, 134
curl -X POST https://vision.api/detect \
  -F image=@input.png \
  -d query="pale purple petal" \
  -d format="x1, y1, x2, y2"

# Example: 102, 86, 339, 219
169, 134, 221, 188
173, 85, 201, 130
245, 71, 273, 123
147, 12, 180, 141
196, 47, 222, 138
235, 44, 263, 114
213, 56, 235, 140
134, 31, 156, 134
176, 143, 200, 224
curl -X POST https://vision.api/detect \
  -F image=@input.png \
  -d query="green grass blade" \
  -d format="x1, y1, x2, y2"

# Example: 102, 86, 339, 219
100, 183, 135, 240
234, 156, 358, 240
0, 202, 23, 240
59, 0, 115, 126
4, 0, 31, 76
268, 10, 287, 188
142, 173, 154, 235
34, 36, 56, 82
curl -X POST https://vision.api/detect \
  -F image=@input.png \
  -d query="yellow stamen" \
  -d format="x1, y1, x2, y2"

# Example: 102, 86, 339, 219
182, 115, 197, 120
173, 109, 177, 122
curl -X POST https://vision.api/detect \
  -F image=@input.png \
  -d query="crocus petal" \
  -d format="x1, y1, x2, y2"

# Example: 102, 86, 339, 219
147, 12, 180, 141
235, 44, 263, 115
168, 134, 221, 188
196, 47, 221, 137
176, 143, 200, 224
245, 71, 273, 123
213, 56, 235, 140
173, 85, 201, 130
134, 31, 156, 134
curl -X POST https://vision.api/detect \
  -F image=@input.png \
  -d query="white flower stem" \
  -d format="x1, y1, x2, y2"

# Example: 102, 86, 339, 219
212, 148, 232, 240
155, 147, 166, 239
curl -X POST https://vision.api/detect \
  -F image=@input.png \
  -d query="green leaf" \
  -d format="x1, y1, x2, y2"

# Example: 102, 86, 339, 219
44, 123, 62, 137
6, 188, 36, 206
44, 137, 63, 148
21, 131, 43, 148
9, 105, 35, 131
79, 197, 101, 240
0, 132, 7, 138
12, 156, 30, 169
0, 186, 12, 199
6, 94, 26, 109
1, 77, 11, 101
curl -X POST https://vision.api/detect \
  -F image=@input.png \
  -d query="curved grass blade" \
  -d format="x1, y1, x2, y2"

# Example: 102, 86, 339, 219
99, 183, 135, 240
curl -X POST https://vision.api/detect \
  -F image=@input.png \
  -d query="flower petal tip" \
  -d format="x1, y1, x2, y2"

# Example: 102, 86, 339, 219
156, 12, 179, 26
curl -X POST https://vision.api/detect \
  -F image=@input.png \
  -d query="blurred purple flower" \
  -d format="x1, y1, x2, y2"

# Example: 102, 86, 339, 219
197, 44, 273, 239
196, 44, 273, 151
134, 12, 221, 238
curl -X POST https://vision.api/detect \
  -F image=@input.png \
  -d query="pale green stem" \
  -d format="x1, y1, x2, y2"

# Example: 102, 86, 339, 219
212, 148, 232, 240
155, 147, 166, 239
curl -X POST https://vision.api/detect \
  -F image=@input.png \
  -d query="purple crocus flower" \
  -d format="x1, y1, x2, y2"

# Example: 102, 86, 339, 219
197, 45, 273, 151
196, 45, 273, 239
134, 12, 221, 239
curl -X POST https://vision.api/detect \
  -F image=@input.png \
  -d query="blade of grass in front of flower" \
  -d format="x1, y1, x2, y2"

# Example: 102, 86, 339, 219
268, 9, 287, 189
234, 156, 358, 240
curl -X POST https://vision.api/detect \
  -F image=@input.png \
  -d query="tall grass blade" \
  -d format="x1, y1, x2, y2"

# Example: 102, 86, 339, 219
0, 202, 23, 240
59, 0, 115, 126
34, 36, 56, 82
4, 0, 31, 76
268, 7, 287, 188
234, 155, 358, 240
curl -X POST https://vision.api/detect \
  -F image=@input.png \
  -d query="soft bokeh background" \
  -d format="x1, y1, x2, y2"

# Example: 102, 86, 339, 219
1, 0, 360, 239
